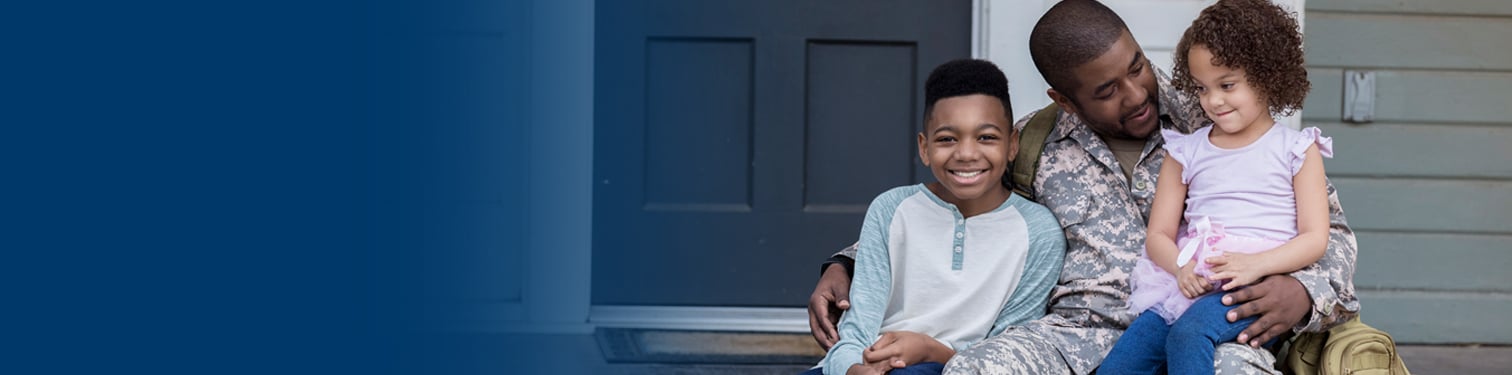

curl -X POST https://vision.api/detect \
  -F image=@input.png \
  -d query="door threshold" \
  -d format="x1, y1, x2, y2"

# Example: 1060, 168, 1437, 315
590, 305, 809, 333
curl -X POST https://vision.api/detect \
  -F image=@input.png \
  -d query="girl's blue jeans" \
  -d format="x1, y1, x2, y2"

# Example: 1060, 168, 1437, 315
1099, 293, 1277, 375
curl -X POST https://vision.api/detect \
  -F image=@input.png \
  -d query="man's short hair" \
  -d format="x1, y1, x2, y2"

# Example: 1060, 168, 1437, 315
923, 59, 1011, 125
1029, 0, 1131, 96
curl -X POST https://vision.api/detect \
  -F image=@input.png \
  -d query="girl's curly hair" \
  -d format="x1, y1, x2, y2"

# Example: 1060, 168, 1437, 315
1172, 0, 1309, 117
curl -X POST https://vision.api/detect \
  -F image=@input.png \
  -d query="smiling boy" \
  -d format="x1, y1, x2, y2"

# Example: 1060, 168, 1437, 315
807, 59, 1065, 375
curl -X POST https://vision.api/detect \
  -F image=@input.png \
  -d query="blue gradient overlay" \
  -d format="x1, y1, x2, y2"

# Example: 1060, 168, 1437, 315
1, 0, 584, 373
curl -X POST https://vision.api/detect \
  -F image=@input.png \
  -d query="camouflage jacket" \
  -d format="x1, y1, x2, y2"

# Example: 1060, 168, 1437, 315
833, 68, 1359, 374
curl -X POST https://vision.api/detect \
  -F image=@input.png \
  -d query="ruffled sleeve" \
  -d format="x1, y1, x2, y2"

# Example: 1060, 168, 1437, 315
1160, 128, 1197, 184
1290, 127, 1335, 175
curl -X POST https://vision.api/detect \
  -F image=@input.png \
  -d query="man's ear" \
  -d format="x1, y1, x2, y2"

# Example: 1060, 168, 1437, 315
1046, 88, 1078, 116
916, 132, 929, 166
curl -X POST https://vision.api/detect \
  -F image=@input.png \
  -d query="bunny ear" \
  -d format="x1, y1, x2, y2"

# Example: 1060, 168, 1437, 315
1175, 240, 1200, 268
1175, 217, 1213, 267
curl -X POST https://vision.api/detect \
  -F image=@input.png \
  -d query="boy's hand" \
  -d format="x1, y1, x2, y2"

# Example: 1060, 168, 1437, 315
846, 359, 889, 375
1177, 262, 1211, 299
862, 331, 953, 368
845, 362, 890, 375
1206, 252, 1267, 291
809, 263, 852, 350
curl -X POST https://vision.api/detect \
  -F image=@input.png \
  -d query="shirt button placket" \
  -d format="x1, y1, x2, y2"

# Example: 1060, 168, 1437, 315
952, 211, 965, 270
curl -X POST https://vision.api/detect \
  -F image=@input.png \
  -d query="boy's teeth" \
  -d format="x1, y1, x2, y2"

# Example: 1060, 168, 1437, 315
952, 170, 982, 177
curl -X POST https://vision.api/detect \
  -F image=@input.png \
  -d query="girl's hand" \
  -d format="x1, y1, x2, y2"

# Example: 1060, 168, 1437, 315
1177, 262, 1211, 298
1206, 252, 1267, 291
862, 331, 954, 368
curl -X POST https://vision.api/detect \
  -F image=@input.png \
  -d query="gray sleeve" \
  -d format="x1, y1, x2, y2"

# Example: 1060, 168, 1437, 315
982, 204, 1065, 342
822, 191, 905, 374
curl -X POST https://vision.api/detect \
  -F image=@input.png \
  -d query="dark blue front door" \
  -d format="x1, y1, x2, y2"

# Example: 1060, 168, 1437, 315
594, 0, 972, 306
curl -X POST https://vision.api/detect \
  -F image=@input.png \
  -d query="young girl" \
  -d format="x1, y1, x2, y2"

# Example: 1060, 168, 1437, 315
1099, 1, 1331, 374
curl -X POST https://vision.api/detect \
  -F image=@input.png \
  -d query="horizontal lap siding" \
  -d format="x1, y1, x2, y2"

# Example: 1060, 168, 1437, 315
1354, 232, 1512, 292
1305, 4, 1512, 343
1357, 290, 1512, 344
1309, 0, 1512, 17
1331, 177, 1512, 234
1306, 13, 1512, 71
1307, 69, 1512, 125
1317, 122, 1512, 179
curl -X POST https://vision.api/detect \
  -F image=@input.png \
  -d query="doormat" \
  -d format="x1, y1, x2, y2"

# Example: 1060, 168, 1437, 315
595, 328, 825, 365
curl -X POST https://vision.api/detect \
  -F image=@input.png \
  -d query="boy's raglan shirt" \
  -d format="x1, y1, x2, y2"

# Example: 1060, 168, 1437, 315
822, 184, 1065, 375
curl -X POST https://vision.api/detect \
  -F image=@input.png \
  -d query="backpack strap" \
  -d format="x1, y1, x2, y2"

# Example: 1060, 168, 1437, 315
1012, 103, 1059, 200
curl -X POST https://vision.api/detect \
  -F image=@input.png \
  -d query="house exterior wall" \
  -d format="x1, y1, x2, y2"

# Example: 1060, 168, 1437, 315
1303, 0, 1512, 344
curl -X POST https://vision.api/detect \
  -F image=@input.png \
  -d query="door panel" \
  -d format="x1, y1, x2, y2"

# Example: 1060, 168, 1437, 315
804, 41, 921, 212
595, 0, 970, 306
643, 38, 756, 212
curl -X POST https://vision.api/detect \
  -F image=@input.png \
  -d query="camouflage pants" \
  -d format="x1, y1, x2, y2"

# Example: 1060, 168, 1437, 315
942, 328, 1280, 374
1213, 343, 1280, 375
943, 326, 1073, 375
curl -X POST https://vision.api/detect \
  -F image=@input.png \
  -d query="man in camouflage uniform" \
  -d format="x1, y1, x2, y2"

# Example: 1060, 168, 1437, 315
807, 1, 1359, 373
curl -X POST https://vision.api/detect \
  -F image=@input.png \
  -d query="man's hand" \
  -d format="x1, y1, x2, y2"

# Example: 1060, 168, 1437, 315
1222, 274, 1311, 347
862, 331, 954, 369
810, 263, 852, 350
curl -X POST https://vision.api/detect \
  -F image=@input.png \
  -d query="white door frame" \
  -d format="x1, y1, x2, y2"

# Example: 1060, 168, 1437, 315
460, 0, 596, 334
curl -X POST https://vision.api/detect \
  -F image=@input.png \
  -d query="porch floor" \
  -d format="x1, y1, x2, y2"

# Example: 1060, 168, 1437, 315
416, 332, 1512, 374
